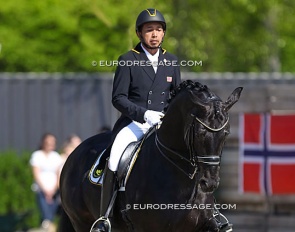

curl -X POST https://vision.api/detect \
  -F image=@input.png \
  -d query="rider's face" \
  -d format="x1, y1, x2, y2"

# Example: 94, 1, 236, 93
138, 22, 165, 50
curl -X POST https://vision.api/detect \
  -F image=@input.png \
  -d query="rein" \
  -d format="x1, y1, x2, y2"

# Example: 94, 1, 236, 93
155, 133, 198, 179
155, 114, 228, 180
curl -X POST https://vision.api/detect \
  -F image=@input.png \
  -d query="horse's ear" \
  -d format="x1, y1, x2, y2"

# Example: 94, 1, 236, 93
224, 87, 243, 112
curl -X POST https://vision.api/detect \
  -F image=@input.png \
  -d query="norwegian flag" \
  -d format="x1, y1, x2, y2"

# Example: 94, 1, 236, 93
239, 113, 295, 195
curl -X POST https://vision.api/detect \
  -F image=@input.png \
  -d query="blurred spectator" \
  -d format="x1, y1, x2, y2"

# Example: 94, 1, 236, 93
29, 133, 62, 231
56, 134, 82, 219
66, 134, 82, 148
59, 134, 81, 164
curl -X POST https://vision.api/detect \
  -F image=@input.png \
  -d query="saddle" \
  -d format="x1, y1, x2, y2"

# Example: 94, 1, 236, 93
88, 126, 156, 189
117, 140, 141, 191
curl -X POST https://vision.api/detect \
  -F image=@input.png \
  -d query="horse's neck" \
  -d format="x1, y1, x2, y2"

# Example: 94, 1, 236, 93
155, 118, 205, 203
158, 117, 188, 153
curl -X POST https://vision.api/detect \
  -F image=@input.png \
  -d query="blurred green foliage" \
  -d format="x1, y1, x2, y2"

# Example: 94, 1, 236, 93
0, 0, 294, 72
0, 151, 40, 230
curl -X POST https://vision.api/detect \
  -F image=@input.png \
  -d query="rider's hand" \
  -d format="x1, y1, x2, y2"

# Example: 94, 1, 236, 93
144, 110, 164, 126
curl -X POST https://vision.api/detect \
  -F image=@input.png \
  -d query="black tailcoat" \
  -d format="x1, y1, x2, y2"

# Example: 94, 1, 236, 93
112, 43, 181, 136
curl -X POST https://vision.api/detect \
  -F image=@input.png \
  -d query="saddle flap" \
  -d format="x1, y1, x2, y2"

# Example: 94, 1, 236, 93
117, 126, 157, 188
117, 141, 141, 184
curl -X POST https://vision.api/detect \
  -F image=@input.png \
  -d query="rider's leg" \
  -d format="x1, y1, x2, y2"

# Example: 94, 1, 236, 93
95, 121, 150, 231
108, 121, 150, 171
100, 163, 116, 216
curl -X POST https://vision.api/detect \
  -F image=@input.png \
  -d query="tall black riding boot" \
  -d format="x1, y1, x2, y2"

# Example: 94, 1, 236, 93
92, 167, 117, 232
101, 167, 116, 216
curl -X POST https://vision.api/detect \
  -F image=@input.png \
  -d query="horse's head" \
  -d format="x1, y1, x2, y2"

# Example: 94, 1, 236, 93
159, 80, 243, 193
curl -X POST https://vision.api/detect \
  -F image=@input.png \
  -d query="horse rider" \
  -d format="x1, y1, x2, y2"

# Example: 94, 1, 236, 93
94, 8, 181, 231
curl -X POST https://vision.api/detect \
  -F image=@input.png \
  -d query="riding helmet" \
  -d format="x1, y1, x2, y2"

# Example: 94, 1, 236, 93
136, 8, 166, 32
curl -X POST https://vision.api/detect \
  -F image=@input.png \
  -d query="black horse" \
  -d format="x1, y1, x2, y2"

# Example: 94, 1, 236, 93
59, 80, 242, 232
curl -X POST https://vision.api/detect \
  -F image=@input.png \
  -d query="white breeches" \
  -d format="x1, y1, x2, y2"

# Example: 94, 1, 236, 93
108, 121, 151, 171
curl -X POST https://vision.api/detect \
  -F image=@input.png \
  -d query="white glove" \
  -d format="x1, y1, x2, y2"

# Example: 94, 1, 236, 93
144, 110, 164, 126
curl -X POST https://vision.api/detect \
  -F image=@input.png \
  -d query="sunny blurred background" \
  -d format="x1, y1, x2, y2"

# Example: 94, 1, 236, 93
1, 0, 295, 72
1, 0, 295, 231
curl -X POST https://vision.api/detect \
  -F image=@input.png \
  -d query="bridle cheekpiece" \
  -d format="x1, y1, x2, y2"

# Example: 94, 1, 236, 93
155, 113, 229, 179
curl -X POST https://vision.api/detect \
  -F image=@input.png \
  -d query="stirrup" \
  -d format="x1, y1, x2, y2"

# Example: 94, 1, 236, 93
213, 211, 233, 232
89, 216, 111, 232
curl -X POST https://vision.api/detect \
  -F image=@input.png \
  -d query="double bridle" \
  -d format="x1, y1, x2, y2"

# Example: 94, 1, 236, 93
155, 114, 229, 179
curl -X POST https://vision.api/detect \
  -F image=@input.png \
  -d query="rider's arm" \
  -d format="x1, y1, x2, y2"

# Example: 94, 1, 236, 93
112, 55, 147, 123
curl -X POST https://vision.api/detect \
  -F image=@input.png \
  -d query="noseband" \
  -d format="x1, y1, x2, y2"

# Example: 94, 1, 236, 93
155, 114, 229, 179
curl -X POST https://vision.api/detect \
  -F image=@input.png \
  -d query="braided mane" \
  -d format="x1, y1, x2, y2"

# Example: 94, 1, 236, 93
168, 80, 213, 103
165, 80, 221, 114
